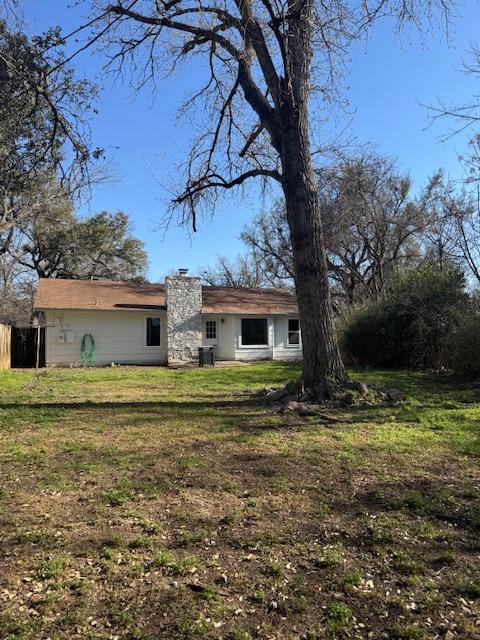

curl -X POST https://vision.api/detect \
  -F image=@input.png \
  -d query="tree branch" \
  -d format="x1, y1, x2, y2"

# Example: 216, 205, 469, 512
176, 167, 282, 203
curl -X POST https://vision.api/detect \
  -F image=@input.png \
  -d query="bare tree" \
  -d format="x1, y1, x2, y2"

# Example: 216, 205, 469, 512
428, 46, 480, 193
452, 196, 480, 285
422, 172, 480, 284
0, 238, 36, 325
200, 254, 270, 287
77, 0, 451, 396
426, 46, 480, 284
320, 157, 440, 304
241, 156, 440, 307
241, 201, 295, 287
429, 45, 480, 141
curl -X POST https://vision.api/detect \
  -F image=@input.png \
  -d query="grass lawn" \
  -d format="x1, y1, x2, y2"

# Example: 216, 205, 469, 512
0, 363, 479, 640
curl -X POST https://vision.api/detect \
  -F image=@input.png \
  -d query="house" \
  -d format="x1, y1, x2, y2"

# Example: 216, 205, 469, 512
33, 272, 302, 366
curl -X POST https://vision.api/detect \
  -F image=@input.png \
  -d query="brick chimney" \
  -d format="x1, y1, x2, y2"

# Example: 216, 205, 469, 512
166, 271, 202, 364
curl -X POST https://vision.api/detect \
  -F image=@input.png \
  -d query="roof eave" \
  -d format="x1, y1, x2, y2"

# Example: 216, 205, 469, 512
35, 306, 168, 312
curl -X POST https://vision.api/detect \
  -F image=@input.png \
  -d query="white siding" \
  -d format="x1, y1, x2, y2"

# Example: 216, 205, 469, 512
273, 316, 303, 361
218, 316, 236, 360
44, 310, 167, 366
201, 315, 236, 360
203, 314, 303, 362
42, 309, 302, 366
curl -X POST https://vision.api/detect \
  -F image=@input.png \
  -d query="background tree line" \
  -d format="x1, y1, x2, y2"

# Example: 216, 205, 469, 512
201, 152, 480, 312
0, 189, 148, 325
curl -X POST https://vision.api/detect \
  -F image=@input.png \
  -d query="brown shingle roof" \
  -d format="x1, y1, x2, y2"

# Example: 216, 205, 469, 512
34, 279, 298, 315
201, 286, 298, 314
34, 279, 166, 311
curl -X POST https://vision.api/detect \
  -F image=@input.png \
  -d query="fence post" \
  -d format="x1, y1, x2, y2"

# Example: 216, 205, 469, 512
0, 324, 11, 371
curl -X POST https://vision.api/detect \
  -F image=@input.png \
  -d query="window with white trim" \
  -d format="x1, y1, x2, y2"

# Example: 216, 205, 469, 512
287, 318, 300, 345
205, 320, 217, 340
146, 317, 161, 346
241, 318, 268, 346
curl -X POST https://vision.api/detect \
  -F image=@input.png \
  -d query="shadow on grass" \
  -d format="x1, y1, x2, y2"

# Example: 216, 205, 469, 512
0, 397, 263, 411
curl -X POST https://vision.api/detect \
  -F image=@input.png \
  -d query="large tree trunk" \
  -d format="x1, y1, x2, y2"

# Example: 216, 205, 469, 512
280, 121, 345, 395
277, 0, 345, 397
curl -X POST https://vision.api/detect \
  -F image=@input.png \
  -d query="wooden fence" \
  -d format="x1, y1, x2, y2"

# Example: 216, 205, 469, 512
0, 323, 11, 371
11, 327, 45, 368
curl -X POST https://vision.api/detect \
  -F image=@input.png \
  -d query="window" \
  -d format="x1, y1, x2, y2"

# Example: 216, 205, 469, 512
146, 317, 161, 346
206, 320, 217, 340
241, 318, 268, 346
287, 318, 300, 345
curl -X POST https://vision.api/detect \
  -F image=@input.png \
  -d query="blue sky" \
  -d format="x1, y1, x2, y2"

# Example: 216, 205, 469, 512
20, 1, 480, 282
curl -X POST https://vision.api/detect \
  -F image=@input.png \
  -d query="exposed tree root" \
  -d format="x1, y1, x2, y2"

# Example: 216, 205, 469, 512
257, 377, 406, 413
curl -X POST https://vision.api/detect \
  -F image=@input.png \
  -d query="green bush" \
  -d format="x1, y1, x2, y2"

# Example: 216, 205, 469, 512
340, 303, 410, 368
341, 265, 468, 369
449, 313, 480, 379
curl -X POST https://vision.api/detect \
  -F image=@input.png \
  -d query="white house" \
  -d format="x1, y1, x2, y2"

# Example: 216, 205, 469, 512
34, 273, 302, 367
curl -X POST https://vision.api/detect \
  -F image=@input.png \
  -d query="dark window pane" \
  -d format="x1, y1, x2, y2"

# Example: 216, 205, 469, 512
288, 318, 300, 345
206, 320, 217, 339
288, 319, 299, 332
288, 331, 300, 345
242, 318, 268, 345
147, 317, 161, 346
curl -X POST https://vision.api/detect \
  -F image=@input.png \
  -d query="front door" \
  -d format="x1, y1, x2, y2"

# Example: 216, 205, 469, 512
203, 319, 220, 357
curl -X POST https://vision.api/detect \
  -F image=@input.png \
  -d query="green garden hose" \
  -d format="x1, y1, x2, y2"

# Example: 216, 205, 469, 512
81, 334, 95, 367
